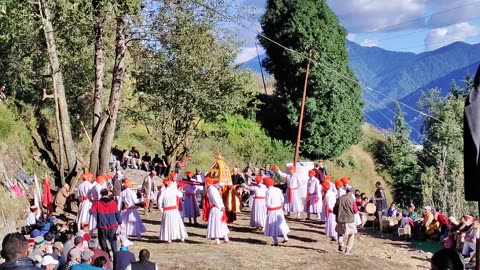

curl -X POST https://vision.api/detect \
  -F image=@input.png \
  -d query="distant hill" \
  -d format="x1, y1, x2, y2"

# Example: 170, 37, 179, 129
242, 41, 480, 142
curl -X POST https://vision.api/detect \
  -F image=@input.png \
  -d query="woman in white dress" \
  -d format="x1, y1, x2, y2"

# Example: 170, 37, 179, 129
241, 176, 267, 230
206, 177, 229, 245
119, 179, 147, 239
305, 170, 322, 221
158, 178, 188, 243
264, 177, 290, 246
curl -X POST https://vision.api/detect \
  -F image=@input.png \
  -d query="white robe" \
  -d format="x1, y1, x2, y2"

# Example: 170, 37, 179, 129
182, 184, 200, 218
158, 185, 188, 241
207, 186, 229, 239
336, 187, 346, 199
77, 181, 93, 230
324, 189, 337, 239
119, 188, 147, 237
242, 183, 267, 228
264, 186, 290, 237
278, 170, 303, 212
304, 177, 322, 215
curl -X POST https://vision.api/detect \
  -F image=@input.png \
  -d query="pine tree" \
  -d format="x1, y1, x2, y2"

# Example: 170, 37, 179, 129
385, 103, 421, 207
260, 0, 363, 158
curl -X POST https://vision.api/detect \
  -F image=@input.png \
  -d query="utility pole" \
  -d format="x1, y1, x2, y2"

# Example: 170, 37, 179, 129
294, 47, 313, 166
255, 42, 268, 95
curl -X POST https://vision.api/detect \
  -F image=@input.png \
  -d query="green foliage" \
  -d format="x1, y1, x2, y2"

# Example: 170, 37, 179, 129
132, 0, 256, 163
384, 103, 421, 208
418, 85, 474, 217
260, 0, 363, 159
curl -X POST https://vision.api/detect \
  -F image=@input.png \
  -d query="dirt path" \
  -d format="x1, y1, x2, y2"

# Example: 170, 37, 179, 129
123, 170, 432, 270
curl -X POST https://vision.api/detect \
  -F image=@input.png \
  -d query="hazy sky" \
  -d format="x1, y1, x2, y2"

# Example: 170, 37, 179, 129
235, 0, 480, 63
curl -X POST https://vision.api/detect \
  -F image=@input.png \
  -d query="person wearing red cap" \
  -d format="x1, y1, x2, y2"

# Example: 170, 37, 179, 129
158, 178, 188, 243
205, 177, 230, 245
76, 173, 94, 231
119, 180, 147, 239
323, 181, 338, 241
305, 170, 322, 221
273, 165, 303, 218
263, 177, 289, 246
182, 174, 201, 226
335, 180, 346, 199
241, 176, 267, 230
320, 175, 333, 223
141, 170, 158, 215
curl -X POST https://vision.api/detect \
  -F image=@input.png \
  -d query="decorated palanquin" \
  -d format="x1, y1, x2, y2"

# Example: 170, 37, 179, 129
203, 153, 241, 223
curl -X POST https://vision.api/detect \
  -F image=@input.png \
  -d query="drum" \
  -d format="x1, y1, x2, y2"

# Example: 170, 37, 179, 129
366, 203, 377, 214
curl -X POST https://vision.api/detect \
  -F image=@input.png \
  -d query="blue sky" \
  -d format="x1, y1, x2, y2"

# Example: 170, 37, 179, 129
235, 0, 480, 63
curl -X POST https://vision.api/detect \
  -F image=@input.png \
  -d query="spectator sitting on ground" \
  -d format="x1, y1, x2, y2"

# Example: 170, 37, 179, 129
54, 184, 70, 216
41, 255, 59, 270
461, 219, 479, 262
51, 241, 65, 270
141, 152, 152, 171
71, 250, 98, 270
431, 248, 464, 270
0, 232, 39, 269
387, 202, 398, 217
113, 237, 135, 270
128, 249, 158, 270
399, 212, 414, 228
92, 256, 108, 269
152, 154, 162, 175
89, 238, 112, 269
454, 215, 474, 251
407, 203, 417, 221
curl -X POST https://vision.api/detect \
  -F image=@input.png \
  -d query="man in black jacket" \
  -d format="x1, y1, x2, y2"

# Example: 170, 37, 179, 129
0, 232, 40, 269
130, 249, 157, 270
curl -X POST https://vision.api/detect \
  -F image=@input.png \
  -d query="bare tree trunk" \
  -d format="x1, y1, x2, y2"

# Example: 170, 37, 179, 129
53, 89, 65, 185
99, 6, 127, 174
38, 0, 77, 174
89, 0, 105, 176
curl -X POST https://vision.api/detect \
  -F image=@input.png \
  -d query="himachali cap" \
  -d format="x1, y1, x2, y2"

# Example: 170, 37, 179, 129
27, 238, 35, 244
255, 176, 263, 183
334, 180, 343, 188
96, 175, 105, 183
341, 177, 349, 184
264, 177, 274, 187
322, 181, 331, 190
34, 236, 46, 246
308, 170, 315, 177
163, 178, 171, 186
124, 179, 132, 188
325, 175, 332, 181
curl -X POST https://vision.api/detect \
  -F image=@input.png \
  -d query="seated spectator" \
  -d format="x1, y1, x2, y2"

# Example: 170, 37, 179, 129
264, 165, 275, 178
387, 202, 398, 217
93, 256, 108, 269
152, 154, 162, 175
51, 241, 65, 270
113, 238, 135, 270
110, 150, 121, 171
54, 184, 70, 216
461, 219, 479, 262
89, 238, 112, 269
407, 203, 417, 221
399, 212, 414, 228
0, 232, 39, 269
76, 224, 91, 242
128, 249, 158, 270
455, 215, 474, 251
26, 206, 39, 229
141, 152, 152, 171
71, 250, 98, 270
432, 209, 449, 240
423, 206, 439, 237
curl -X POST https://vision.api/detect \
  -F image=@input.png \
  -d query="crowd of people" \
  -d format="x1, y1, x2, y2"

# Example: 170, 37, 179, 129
1, 155, 476, 269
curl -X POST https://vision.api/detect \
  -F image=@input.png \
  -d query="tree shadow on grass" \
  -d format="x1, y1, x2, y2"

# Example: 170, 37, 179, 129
142, 219, 161, 226
288, 235, 318, 243
280, 244, 328, 253
228, 237, 268, 245
293, 228, 326, 235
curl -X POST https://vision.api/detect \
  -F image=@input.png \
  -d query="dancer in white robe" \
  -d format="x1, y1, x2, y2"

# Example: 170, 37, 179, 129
241, 176, 267, 230
158, 178, 188, 243
275, 166, 303, 217
77, 173, 93, 230
264, 177, 289, 246
205, 177, 229, 245
87, 175, 106, 230
119, 179, 147, 239
335, 180, 346, 199
182, 181, 200, 225
324, 181, 337, 241
320, 175, 333, 222
305, 170, 322, 221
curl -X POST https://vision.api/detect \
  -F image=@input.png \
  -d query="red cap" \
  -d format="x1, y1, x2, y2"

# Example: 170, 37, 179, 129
264, 177, 274, 187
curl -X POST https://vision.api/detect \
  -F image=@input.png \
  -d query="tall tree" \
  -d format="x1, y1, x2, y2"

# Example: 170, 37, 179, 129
133, 0, 255, 170
385, 103, 421, 207
38, 0, 77, 175
260, 0, 363, 158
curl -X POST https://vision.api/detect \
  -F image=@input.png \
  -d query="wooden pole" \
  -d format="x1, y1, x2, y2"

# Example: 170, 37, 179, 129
294, 48, 313, 166
255, 42, 268, 95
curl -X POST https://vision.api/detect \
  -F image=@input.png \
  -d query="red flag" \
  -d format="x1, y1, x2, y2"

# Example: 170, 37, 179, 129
43, 175, 53, 215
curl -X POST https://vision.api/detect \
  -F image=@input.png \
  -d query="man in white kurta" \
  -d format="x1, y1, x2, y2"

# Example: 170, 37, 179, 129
77, 173, 93, 231
158, 179, 188, 243
182, 181, 200, 225
241, 176, 267, 230
119, 180, 147, 239
264, 177, 289, 246
275, 166, 303, 218
206, 178, 229, 245
305, 170, 322, 221
323, 181, 338, 241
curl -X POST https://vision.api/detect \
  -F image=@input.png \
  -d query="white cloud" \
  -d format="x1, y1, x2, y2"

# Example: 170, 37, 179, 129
346, 33, 356, 41
235, 46, 265, 64
424, 22, 480, 50
360, 39, 378, 47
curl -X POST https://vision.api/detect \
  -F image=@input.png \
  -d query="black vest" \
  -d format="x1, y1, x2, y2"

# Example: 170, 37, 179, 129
131, 259, 156, 270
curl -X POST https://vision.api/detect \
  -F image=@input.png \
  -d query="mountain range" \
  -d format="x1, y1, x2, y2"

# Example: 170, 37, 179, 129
242, 41, 480, 143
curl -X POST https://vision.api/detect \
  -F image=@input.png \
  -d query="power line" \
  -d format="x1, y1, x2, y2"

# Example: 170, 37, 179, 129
368, 0, 480, 33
